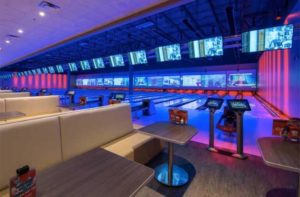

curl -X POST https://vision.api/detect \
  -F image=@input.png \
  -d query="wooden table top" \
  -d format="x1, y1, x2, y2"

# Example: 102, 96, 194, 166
138, 121, 197, 145
37, 148, 154, 197
0, 111, 25, 121
257, 137, 300, 173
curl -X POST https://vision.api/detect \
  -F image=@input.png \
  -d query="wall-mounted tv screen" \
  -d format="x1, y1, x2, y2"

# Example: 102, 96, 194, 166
56, 65, 64, 73
96, 78, 103, 86
163, 76, 181, 87
104, 78, 114, 86
201, 74, 226, 88
76, 79, 83, 86
128, 50, 147, 65
92, 58, 105, 69
189, 36, 223, 58
42, 67, 48, 74
109, 54, 124, 67
182, 75, 202, 87
155, 44, 181, 62
69, 63, 78, 72
48, 66, 55, 74
80, 60, 91, 70
134, 77, 148, 86
87, 79, 96, 86
227, 73, 257, 88
82, 79, 89, 86
36, 68, 42, 74
31, 69, 37, 75
114, 77, 129, 86
242, 24, 293, 52
148, 76, 163, 87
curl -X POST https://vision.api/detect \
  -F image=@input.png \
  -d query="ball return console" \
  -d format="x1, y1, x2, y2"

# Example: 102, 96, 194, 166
204, 98, 251, 160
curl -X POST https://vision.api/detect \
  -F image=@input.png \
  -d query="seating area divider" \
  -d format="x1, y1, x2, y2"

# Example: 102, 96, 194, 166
0, 103, 163, 191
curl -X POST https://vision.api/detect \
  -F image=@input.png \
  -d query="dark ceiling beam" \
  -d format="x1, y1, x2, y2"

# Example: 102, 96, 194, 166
161, 13, 191, 41
181, 5, 206, 38
207, 0, 227, 34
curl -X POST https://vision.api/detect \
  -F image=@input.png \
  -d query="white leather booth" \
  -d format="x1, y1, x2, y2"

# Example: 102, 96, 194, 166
0, 92, 30, 98
0, 103, 162, 193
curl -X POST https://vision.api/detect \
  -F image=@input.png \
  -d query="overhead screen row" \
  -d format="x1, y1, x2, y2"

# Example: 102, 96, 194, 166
76, 71, 257, 89
4, 24, 293, 78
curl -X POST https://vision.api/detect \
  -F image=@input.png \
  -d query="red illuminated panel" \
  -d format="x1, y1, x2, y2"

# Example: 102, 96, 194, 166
58, 74, 62, 89
13, 76, 18, 87
20, 76, 26, 87
63, 75, 67, 89
47, 74, 52, 89
28, 75, 33, 89
52, 74, 57, 88
34, 75, 39, 89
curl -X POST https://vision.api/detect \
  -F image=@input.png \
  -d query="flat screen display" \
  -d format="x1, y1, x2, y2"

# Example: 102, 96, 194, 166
113, 77, 129, 86
68, 63, 78, 72
88, 79, 96, 86
242, 24, 293, 52
80, 60, 91, 70
189, 36, 223, 58
128, 50, 147, 65
109, 54, 124, 67
201, 74, 226, 88
104, 78, 114, 86
56, 65, 64, 73
82, 79, 89, 86
76, 79, 83, 86
204, 98, 224, 109
155, 44, 181, 62
147, 76, 163, 87
36, 68, 42, 74
227, 99, 251, 111
134, 77, 148, 86
31, 70, 37, 75
42, 67, 48, 74
182, 75, 202, 87
163, 76, 181, 87
227, 73, 256, 88
96, 78, 103, 86
48, 66, 55, 74
92, 58, 105, 69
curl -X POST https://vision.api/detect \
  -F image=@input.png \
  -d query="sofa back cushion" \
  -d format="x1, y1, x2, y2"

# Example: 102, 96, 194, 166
0, 92, 30, 98
59, 103, 133, 160
0, 117, 62, 190
5, 95, 60, 116
0, 99, 4, 113
0, 90, 12, 93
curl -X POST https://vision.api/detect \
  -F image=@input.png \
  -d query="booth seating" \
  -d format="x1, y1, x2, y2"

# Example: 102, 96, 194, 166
0, 92, 30, 98
0, 103, 163, 193
0, 95, 70, 123
0, 90, 12, 93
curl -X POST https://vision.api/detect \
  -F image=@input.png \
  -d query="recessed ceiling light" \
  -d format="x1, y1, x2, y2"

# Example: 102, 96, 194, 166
39, 11, 46, 17
5, 40, 10, 44
17, 29, 24, 34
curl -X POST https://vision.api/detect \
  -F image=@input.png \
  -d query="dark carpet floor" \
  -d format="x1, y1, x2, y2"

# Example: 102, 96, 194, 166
136, 141, 299, 197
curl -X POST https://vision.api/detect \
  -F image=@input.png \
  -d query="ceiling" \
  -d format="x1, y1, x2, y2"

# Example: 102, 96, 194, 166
0, 0, 297, 73
0, 0, 184, 67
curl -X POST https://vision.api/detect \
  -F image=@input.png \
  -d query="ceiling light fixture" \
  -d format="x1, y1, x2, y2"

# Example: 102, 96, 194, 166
5, 40, 10, 44
39, 11, 46, 17
18, 29, 24, 34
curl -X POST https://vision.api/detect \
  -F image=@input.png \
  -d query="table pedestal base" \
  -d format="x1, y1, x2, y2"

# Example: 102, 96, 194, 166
155, 163, 188, 187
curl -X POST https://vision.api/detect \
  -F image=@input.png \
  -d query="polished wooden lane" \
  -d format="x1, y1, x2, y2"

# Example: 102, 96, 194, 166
138, 121, 197, 145
37, 148, 154, 197
0, 111, 25, 121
